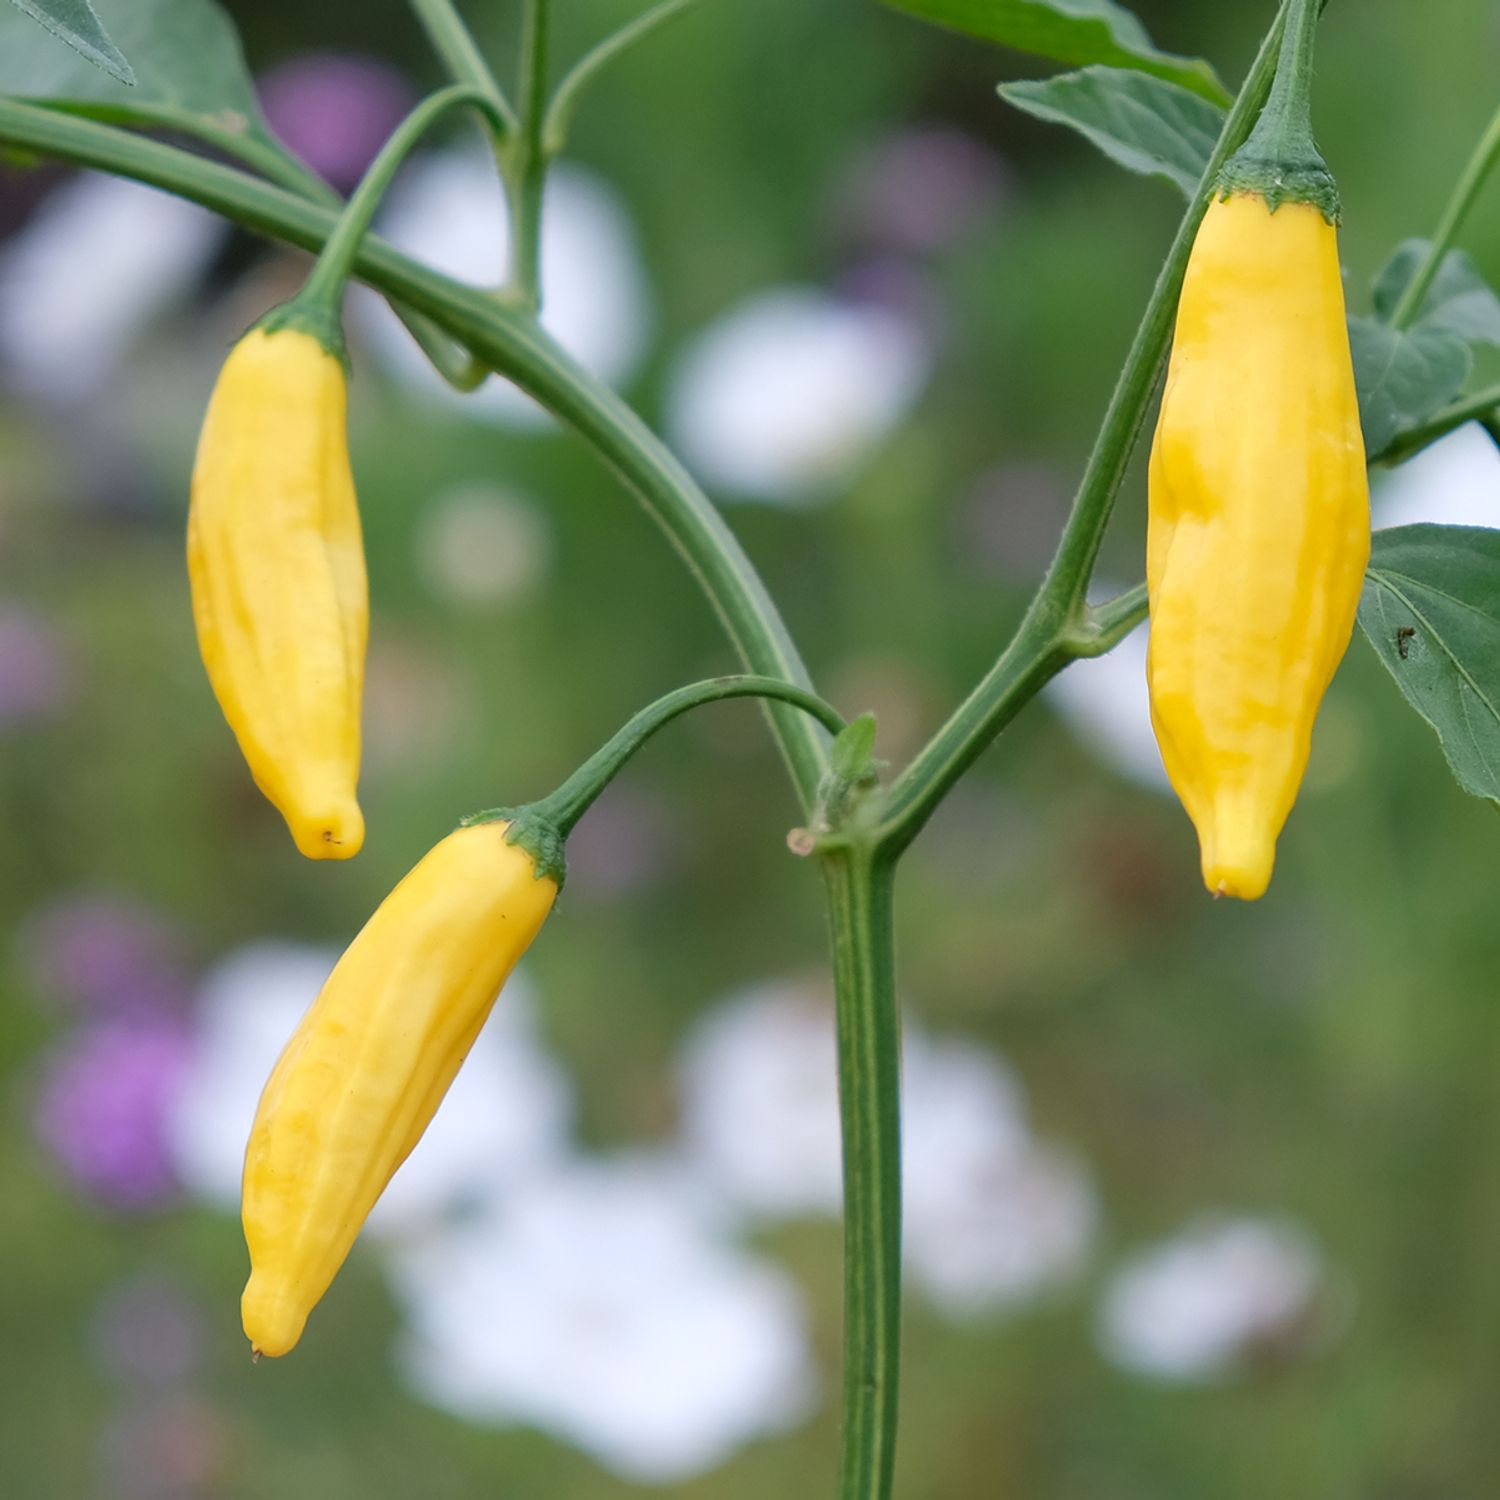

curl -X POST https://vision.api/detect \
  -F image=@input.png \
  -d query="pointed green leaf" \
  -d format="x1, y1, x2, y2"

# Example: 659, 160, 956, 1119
7, 0, 132, 85
1360, 525, 1500, 805
1347, 315, 1471, 459
1371, 239, 1500, 349
882, 0, 1228, 104
830, 712, 879, 784
0, 0, 320, 192
999, 65, 1223, 196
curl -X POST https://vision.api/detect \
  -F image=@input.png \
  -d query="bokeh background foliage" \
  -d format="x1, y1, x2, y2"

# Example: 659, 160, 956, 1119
4, 0, 1500, 1496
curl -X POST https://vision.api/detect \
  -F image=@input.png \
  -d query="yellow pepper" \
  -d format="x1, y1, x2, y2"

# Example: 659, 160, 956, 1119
241, 820, 557, 1357
188, 324, 368, 860
1146, 191, 1369, 899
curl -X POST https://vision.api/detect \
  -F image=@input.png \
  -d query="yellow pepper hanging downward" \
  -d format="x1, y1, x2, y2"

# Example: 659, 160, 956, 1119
1147, 191, 1368, 900
188, 323, 368, 860
241, 820, 557, 1357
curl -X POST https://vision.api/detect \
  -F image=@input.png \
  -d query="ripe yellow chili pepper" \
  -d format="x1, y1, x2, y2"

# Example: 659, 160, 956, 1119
241, 820, 557, 1357
188, 324, 368, 860
1146, 190, 1368, 899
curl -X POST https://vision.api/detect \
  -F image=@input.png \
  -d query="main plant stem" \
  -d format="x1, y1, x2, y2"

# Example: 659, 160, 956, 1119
505, 0, 551, 307
407, 0, 517, 136
820, 844, 902, 1500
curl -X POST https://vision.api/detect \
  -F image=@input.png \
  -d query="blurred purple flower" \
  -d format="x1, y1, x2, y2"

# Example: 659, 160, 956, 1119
20, 893, 190, 1019
258, 54, 414, 193
0, 605, 73, 725
91, 1273, 206, 1385
33, 1020, 193, 1211
837, 127, 1008, 257
98, 1395, 227, 1500
835, 257, 947, 346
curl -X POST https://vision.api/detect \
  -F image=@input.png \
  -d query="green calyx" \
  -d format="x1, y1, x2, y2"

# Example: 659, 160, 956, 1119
255, 298, 350, 370
462, 805, 569, 890
461, 675, 848, 892
1216, 153, 1339, 222
1217, 0, 1340, 223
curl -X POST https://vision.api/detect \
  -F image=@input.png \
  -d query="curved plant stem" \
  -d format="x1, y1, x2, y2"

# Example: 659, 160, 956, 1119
299, 85, 500, 318
407, 0, 517, 138
390, 302, 491, 391
1066, 580, 1150, 658
1390, 98, 1500, 331
820, 844, 901, 1500
0, 96, 828, 812
874, 0, 1292, 856
543, 0, 705, 156
489, 324, 831, 809
1372, 379, 1500, 467
524, 675, 845, 835
173, 117, 341, 206
505, 0, 551, 307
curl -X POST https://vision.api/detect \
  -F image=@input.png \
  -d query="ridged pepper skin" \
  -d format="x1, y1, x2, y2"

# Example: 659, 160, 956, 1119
1147, 192, 1369, 900
188, 325, 368, 860
241, 821, 557, 1357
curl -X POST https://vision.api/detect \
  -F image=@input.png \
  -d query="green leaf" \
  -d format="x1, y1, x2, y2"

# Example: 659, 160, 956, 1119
1347, 314, 1472, 459
999, 65, 1223, 196
1371, 239, 1500, 349
0, 0, 320, 192
7, 0, 133, 85
830, 713, 879, 784
1359, 524, 1500, 806
882, 0, 1229, 104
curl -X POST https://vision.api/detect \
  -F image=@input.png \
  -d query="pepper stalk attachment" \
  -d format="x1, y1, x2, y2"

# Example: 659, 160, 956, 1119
465, 675, 848, 890
1217, 0, 1338, 220
1145, 0, 1367, 900
188, 85, 504, 860
242, 674, 845, 1356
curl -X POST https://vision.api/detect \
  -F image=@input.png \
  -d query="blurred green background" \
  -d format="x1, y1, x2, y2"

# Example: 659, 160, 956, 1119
5, 0, 1500, 1495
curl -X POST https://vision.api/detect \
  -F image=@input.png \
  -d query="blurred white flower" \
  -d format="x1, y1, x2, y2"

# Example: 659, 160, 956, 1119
1097, 1215, 1325, 1381
414, 481, 553, 609
0, 174, 223, 401
677, 982, 1095, 1313
678, 980, 844, 1218
907, 1140, 1096, 1316
165, 940, 571, 1233
389, 1153, 815, 1483
357, 152, 650, 423
1373, 421, 1500, 530
666, 287, 931, 504
1045, 616, 1169, 792
902, 1037, 1096, 1315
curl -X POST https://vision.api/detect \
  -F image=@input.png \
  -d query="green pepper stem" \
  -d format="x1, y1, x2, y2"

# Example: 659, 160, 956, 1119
1218, 0, 1337, 218
294, 85, 505, 339
407, 0, 517, 138
1252, 0, 1320, 155
508, 676, 846, 841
